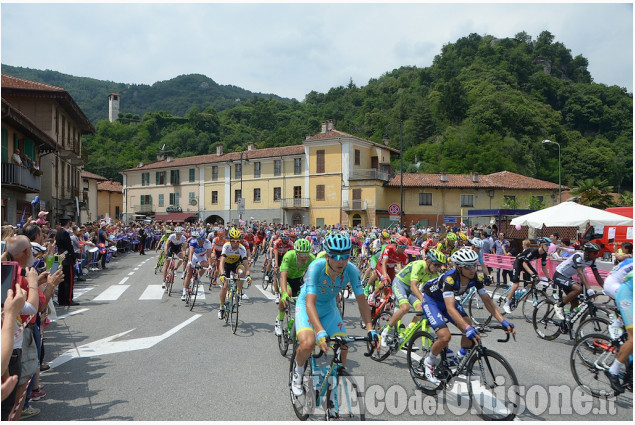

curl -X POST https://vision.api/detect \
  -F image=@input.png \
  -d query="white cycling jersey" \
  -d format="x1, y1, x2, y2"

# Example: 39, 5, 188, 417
554, 253, 597, 278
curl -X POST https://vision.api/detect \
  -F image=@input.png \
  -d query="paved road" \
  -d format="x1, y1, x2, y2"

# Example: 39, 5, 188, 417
33, 251, 633, 421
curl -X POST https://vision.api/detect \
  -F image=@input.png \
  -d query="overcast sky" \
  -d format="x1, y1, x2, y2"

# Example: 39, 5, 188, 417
1, 1, 632, 100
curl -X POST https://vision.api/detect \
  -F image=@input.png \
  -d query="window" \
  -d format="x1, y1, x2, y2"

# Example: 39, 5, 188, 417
503, 195, 518, 208
316, 184, 325, 201
535, 195, 544, 203
189, 192, 196, 204
169, 193, 180, 206
140, 195, 152, 206
211, 190, 218, 204
158, 194, 164, 207
156, 171, 166, 185
460, 194, 474, 207
273, 187, 281, 201
235, 189, 241, 203
294, 186, 302, 198
170, 170, 180, 185
212, 166, 218, 181
274, 160, 281, 176
253, 188, 261, 202
189, 168, 195, 182
141, 172, 149, 186
294, 158, 302, 175
354, 149, 360, 166
419, 192, 432, 206
254, 162, 261, 178
235, 163, 242, 179
316, 150, 325, 173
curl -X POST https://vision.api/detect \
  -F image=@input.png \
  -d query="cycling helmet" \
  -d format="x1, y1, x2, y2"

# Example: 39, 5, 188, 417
217, 229, 225, 237
290, 232, 297, 240
191, 230, 201, 239
165, 229, 172, 234
396, 236, 410, 246
369, 233, 377, 240
174, 226, 184, 233
457, 232, 467, 241
426, 250, 447, 265
294, 238, 311, 253
536, 237, 552, 245
381, 231, 390, 239
281, 231, 290, 240
446, 232, 458, 242
229, 228, 242, 240
324, 233, 352, 254
450, 249, 479, 267
583, 242, 601, 252
470, 238, 484, 248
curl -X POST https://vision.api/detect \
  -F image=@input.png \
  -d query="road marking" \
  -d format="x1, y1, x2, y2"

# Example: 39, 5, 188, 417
254, 284, 276, 300
127, 271, 135, 276
134, 267, 140, 271
47, 315, 201, 369
118, 277, 129, 285
139, 285, 168, 300
50, 308, 89, 322
93, 285, 130, 301
73, 286, 94, 298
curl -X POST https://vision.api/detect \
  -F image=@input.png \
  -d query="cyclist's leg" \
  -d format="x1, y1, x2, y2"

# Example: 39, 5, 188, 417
386, 279, 412, 328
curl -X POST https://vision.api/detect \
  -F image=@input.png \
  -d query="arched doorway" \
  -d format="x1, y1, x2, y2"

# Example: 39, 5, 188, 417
205, 214, 224, 225
352, 213, 362, 227
292, 213, 303, 226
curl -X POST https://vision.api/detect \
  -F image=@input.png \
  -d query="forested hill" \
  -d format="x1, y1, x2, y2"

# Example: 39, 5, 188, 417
0, 65, 292, 123
2, 31, 632, 194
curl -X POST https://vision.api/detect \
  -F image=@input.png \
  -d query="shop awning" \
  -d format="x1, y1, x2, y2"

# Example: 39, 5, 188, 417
154, 212, 197, 223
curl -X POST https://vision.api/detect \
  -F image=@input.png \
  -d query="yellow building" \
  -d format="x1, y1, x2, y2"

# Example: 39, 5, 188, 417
97, 180, 123, 221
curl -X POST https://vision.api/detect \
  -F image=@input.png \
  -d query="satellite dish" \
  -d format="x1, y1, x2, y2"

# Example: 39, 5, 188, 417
190, 199, 197, 206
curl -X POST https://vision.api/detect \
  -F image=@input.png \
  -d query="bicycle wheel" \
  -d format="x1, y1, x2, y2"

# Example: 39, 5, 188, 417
166, 267, 174, 296
208, 264, 216, 291
406, 330, 442, 395
225, 289, 232, 324
325, 369, 365, 420
189, 276, 200, 311
231, 290, 240, 333
263, 270, 270, 291
468, 292, 492, 326
368, 311, 394, 362
489, 285, 508, 310
574, 317, 611, 343
289, 349, 314, 420
570, 333, 619, 397
466, 349, 520, 421
278, 310, 290, 357
337, 292, 345, 318
520, 289, 549, 323
253, 248, 259, 264
532, 299, 562, 341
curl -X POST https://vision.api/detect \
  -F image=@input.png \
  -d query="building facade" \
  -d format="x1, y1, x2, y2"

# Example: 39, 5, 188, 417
97, 179, 123, 220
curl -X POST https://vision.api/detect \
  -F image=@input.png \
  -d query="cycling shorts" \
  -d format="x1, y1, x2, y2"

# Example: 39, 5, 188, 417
552, 271, 577, 294
296, 302, 346, 338
616, 282, 633, 329
421, 293, 467, 331
392, 277, 422, 309
285, 276, 304, 296
222, 261, 242, 278
370, 256, 378, 269
167, 245, 183, 257
188, 254, 208, 269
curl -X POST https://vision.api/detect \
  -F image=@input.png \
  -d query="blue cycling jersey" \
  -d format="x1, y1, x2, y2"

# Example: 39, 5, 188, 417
422, 269, 486, 302
297, 258, 364, 308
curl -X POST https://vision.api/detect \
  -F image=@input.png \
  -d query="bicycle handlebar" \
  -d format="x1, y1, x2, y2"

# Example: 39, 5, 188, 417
475, 325, 516, 343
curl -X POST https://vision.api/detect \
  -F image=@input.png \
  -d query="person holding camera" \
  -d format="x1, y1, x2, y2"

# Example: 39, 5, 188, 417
55, 217, 78, 306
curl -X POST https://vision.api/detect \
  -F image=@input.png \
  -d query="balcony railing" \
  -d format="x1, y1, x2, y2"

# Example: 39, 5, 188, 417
1, 163, 41, 193
342, 200, 368, 211
134, 204, 155, 214
281, 198, 310, 209
348, 169, 390, 181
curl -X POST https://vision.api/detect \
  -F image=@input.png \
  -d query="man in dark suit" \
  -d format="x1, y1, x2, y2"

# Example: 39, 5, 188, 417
55, 217, 78, 306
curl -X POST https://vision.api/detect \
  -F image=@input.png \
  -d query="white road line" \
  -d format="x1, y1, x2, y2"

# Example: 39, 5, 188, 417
134, 267, 140, 271
127, 271, 135, 276
139, 285, 167, 300
73, 287, 94, 298
254, 284, 276, 300
51, 308, 89, 322
93, 285, 130, 301
118, 277, 129, 285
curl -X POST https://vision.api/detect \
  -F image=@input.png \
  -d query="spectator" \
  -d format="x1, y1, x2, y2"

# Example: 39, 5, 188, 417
11, 148, 23, 166
55, 217, 78, 306
560, 238, 575, 259
35, 211, 49, 226
493, 232, 511, 285
615, 241, 633, 263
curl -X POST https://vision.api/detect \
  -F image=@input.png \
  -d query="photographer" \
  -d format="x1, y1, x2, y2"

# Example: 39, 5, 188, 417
55, 217, 78, 306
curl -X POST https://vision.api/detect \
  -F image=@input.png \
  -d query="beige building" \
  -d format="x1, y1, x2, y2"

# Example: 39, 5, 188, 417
97, 179, 123, 220
80, 170, 107, 223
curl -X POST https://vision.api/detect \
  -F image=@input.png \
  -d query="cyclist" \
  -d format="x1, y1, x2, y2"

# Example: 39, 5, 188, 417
218, 228, 251, 319
604, 270, 633, 394
162, 227, 187, 288
274, 238, 316, 336
551, 242, 604, 321
209, 229, 227, 284
291, 234, 378, 396
181, 231, 212, 301
421, 249, 515, 384
380, 251, 448, 347
503, 238, 551, 314
272, 231, 295, 304
436, 232, 458, 257
368, 236, 410, 305
243, 228, 256, 257
469, 237, 492, 285
156, 228, 171, 252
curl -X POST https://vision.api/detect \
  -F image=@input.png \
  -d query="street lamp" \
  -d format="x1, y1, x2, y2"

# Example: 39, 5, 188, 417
541, 139, 561, 203
383, 121, 404, 228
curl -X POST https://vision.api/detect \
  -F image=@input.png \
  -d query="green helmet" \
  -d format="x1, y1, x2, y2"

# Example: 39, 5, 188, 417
446, 232, 457, 242
294, 238, 311, 253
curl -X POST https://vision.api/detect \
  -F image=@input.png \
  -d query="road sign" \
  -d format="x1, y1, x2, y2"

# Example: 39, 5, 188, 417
389, 215, 400, 221
238, 198, 245, 212
443, 216, 457, 223
388, 203, 401, 216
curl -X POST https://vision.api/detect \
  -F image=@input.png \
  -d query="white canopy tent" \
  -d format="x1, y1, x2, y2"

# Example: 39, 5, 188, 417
510, 202, 633, 228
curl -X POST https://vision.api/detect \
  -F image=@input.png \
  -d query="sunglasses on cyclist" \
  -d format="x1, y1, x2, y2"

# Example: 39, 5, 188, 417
329, 253, 350, 261
432, 262, 444, 268
397, 244, 408, 249
462, 265, 476, 270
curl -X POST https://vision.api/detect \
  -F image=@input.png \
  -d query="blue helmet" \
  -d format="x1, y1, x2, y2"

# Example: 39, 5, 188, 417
324, 233, 352, 254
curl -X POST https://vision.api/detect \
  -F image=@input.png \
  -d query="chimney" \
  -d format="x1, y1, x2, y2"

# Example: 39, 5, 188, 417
216, 144, 223, 156
137, 162, 144, 168
327, 119, 334, 131
305, 134, 312, 140
472, 172, 479, 183
440, 173, 448, 183
247, 142, 256, 151
166, 156, 173, 163
157, 153, 164, 161
321, 121, 327, 133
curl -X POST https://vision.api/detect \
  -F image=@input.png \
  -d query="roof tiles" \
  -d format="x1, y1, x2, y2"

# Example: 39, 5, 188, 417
386, 171, 562, 190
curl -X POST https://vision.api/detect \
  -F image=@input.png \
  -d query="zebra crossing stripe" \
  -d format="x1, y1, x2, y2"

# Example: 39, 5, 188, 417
139, 285, 167, 300
93, 285, 130, 301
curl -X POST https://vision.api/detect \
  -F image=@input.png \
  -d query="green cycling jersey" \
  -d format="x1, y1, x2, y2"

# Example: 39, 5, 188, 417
280, 250, 316, 279
395, 259, 440, 286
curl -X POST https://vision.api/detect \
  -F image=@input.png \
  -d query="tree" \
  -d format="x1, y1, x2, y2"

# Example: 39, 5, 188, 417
617, 191, 632, 207
569, 177, 616, 209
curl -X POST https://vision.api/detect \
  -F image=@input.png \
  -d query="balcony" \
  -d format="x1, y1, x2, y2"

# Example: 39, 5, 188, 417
1, 163, 41, 193
349, 168, 391, 181
281, 198, 310, 209
342, 200, 368, 211
134, 204, 155, 214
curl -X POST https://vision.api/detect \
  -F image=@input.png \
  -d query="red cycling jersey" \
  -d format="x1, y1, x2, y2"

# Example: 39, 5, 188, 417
375, 244, 409, 280
273, 239, 294, 256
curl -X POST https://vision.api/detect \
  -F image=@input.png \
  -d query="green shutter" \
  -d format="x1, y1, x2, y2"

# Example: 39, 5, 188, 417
23, 139, 35, 161
1, 127, 8, 163
189, 168, 195, 182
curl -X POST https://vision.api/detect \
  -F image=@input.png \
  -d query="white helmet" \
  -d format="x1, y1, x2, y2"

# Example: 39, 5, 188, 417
451, 249, 479, 267
470, 238, 484, 248
174, 226, 184, 233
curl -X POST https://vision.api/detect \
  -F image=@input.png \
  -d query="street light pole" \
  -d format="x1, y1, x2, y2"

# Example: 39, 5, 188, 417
542, 139, 561, 203
383, 120, 404, 228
